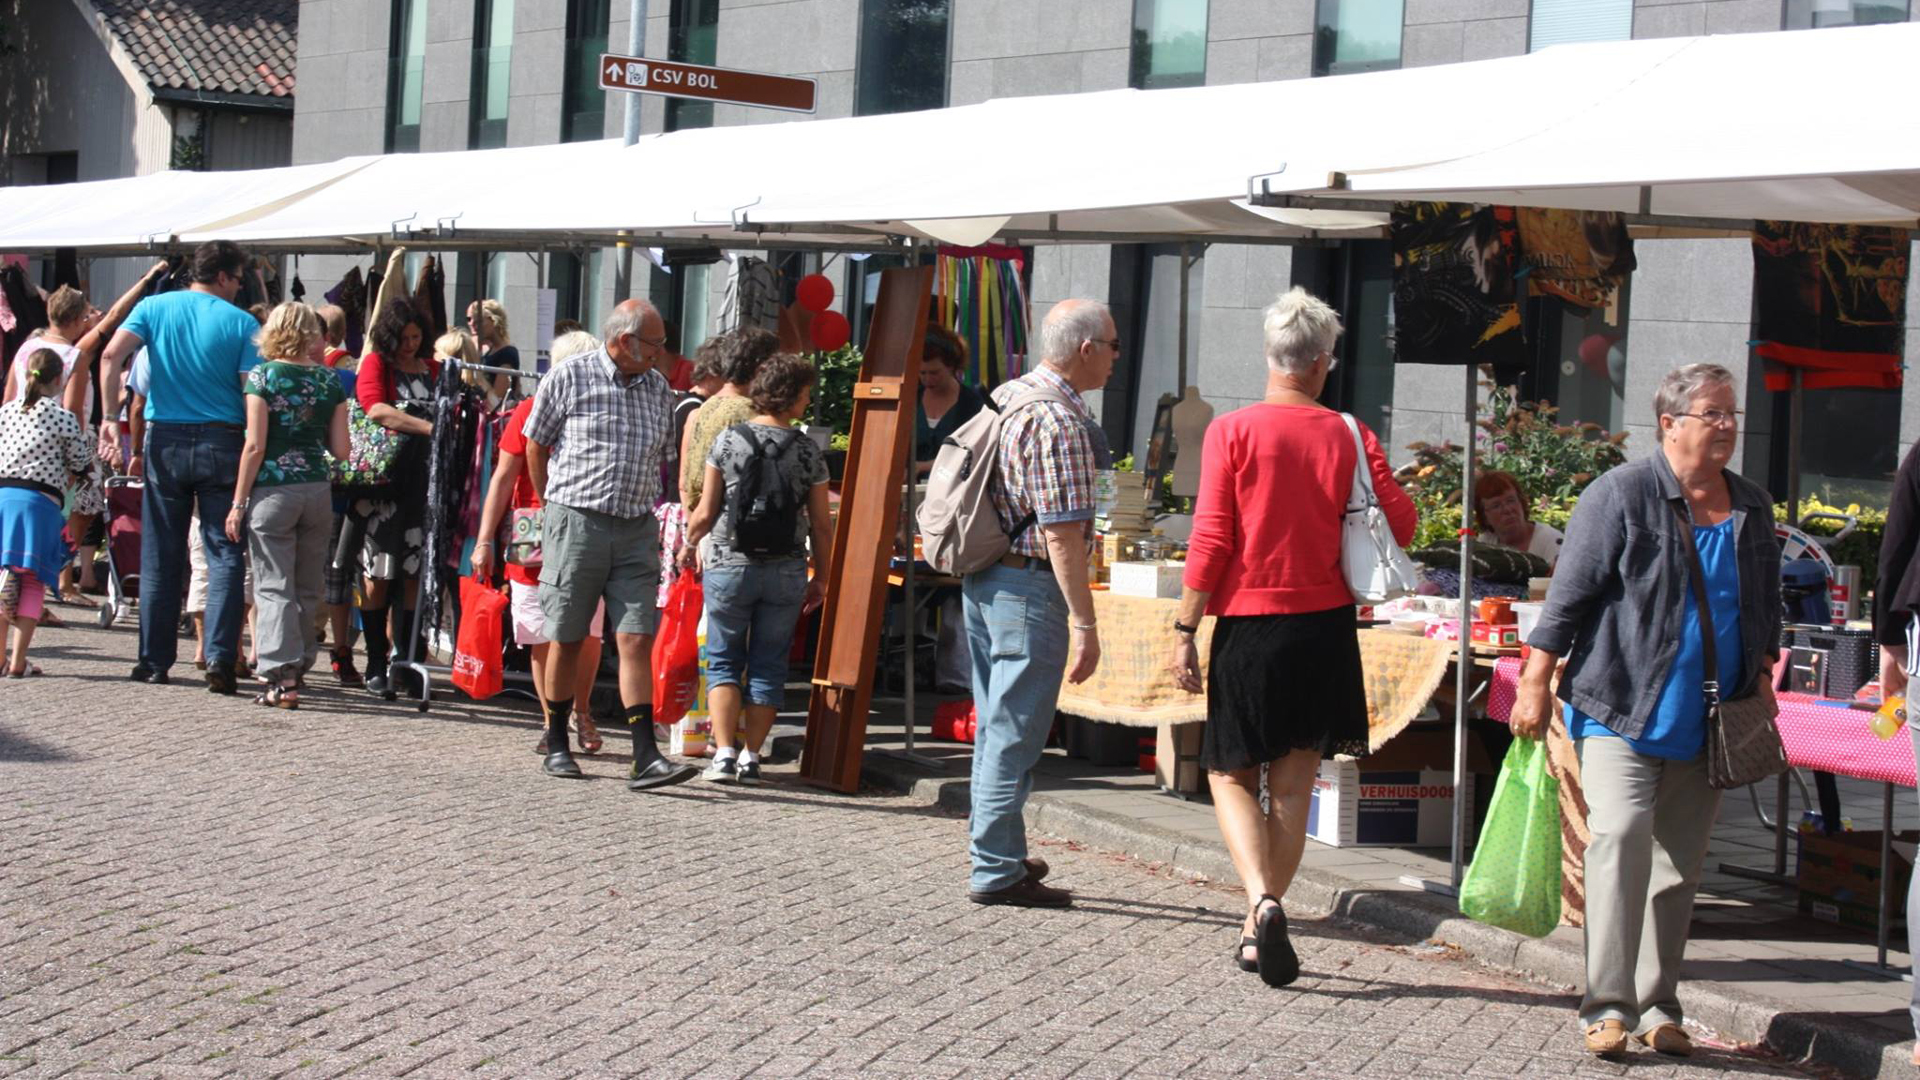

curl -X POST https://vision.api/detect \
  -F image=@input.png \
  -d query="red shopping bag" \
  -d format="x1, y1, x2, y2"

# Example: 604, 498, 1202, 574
652, 569, 703, 727
452, 576, 509, 700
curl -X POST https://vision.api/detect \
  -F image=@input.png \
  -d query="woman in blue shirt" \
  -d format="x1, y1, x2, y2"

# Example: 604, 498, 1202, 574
1509, 364, 1782, 1060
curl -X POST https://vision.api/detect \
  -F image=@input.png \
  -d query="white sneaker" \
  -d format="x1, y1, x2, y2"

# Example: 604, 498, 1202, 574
702, 757, 739, 784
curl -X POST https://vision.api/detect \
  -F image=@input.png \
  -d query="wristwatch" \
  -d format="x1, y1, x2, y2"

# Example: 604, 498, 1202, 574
1172, 620, 1199, 637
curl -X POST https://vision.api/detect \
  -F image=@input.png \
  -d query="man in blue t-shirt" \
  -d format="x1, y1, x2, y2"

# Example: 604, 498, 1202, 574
99, 240, 262, 692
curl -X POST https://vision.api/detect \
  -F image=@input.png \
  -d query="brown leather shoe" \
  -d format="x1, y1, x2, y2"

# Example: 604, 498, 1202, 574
1584, 1020, 1629, 1057
1022, 857, 1049, 883
969, 874, 1072, 909
1634, 1023, 1692, 1057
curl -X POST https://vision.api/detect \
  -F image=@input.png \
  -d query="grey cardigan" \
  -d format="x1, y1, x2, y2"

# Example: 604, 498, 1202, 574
1527, 452, 1782, 740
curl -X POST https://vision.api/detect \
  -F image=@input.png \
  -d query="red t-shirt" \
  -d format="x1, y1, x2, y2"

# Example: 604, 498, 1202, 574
1182, 404, 1417, 616
355, 351, 443, 412
663, 354, 693, 391
496, 396, 540, 586
322, 346, 351, 368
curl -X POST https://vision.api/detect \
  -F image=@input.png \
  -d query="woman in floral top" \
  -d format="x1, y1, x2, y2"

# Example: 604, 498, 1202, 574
226, 302, 349, 708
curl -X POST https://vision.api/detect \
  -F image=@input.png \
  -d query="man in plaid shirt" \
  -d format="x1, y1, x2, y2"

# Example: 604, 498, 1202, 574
523, 299, 697, 790
964, 299, 1115, 909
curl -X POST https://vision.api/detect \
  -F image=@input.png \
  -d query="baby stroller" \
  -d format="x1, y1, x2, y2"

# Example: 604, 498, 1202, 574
97, 475, 143, 629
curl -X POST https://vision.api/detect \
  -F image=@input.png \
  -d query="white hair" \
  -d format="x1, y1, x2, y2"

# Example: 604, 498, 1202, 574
550, 330, 601, 365
1038, 300, 1112, 366
599, 300, 659, 347
1654, 363, 1735, 423
1262, 287, 1343, 375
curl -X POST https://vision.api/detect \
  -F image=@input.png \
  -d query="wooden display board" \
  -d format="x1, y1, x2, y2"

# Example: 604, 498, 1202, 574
799, 266, 933, 792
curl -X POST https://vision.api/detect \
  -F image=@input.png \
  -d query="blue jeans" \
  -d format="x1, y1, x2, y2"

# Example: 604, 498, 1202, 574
962, 562, 1070, 892
141, 423, 246, 671
703, 558, 807, 706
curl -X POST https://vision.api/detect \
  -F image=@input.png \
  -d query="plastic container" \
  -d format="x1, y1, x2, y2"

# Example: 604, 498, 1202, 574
1511, 601, 1545, 643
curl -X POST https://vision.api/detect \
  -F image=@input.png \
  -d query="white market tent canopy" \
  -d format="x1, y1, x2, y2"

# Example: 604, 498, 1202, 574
1, 22, 1916, 257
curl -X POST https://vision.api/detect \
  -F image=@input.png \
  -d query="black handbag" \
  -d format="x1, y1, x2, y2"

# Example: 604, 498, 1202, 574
1674, 502, 1787, 790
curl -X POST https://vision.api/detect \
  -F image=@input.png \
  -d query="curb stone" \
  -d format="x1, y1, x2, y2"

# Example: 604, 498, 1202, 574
772, 737, 1911, 1078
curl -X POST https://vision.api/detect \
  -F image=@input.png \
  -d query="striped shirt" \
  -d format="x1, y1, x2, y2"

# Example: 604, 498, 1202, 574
989, 366, 1105, 559
522, 348, 674, 519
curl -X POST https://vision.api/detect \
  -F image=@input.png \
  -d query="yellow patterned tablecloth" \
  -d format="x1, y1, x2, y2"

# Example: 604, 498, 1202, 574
1054, 593, 1454, 750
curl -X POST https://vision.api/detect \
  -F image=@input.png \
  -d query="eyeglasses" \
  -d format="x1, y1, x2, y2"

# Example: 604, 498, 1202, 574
1320, 350, 1341, 372
1091, 338, 1121, 353
1675, 409, 1741, 428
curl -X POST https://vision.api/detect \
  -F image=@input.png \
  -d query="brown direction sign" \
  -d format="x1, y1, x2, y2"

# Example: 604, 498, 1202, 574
598, 53, 816, 114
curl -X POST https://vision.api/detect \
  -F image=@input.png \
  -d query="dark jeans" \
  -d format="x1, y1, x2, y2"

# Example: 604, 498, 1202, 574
140, 423, 246, 671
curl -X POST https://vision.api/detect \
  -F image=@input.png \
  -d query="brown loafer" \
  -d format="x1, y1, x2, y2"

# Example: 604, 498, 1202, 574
969, 874, 1072, 909
1634, 1023, 1692, 1057
1584, 1020, 1629, 1057
1023, 857, 1049, 883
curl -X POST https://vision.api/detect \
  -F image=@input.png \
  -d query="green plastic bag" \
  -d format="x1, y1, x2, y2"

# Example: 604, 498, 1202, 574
1459, 737, 1562, 937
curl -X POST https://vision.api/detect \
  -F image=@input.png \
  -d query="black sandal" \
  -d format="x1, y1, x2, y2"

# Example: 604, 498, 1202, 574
1235, 936, 1258, 973
1254, 894, 1299, 988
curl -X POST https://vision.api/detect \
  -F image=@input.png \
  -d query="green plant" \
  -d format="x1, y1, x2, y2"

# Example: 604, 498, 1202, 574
1777, 498, 1887, 588
806, 345, 864, 438
1396, 381, 1628, 550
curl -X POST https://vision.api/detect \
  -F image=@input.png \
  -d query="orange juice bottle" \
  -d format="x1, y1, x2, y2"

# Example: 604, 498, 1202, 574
1872, 695, 1907, 740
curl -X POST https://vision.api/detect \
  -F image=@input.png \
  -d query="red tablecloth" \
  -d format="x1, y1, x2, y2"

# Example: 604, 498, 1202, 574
1479, 660, 1915, 787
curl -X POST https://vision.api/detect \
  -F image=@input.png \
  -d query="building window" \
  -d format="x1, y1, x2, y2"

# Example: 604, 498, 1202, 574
1130, 0, 1207, 90
1784, 0, 1909, 28
562, 0, 613, 142
855, 0, 950, 117
1312, 0, 1402, 77
470, 0, 514, 148
666, 0, 720, 132
386, 0, 428, 152
1529, 0, 1632, 50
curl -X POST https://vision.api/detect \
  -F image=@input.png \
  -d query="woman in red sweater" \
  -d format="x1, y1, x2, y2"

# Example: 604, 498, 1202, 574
1168, 287, 1415, 989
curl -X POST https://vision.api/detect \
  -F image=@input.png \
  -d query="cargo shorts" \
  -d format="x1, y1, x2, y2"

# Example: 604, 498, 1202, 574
538, 501, 661, 642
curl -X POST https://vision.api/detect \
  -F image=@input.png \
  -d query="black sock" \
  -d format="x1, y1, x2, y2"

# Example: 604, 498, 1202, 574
360, 604, 390, 674
626, 703, 658, 763
546, 696, 574, 753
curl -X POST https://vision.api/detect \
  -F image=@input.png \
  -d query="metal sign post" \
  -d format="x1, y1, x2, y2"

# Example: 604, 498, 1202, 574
598, 54, 818, 114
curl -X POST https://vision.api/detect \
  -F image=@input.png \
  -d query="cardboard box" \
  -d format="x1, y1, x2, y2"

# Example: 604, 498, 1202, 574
1307, 729, 1491, 849
1795, 828, 1918, 932
1108, 560, 1184, 599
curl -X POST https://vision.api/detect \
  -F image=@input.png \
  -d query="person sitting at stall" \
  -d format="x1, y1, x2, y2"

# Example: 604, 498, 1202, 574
1474, 469, 1565, 570
914, 324, 985, 477
1509, 364, 1780, 1059
680, 327, 776, 511
224, 302, 349, 709
679, 352, 831, 784
464, 298, 519, 402
351, 299, 439, 698
0, 350, 92, 676
1168, 287, 1415, 986
474, 329, 607, 756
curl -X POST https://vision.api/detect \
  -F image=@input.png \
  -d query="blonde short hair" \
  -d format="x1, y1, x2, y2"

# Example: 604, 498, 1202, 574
315, 304, 347, 345
476, 298, 509, 343
437, 328, 480, 366
47, 285, 88, 327
550, 330, 600, 365
255, 301, 322, 361
1262, 286, 1343, 375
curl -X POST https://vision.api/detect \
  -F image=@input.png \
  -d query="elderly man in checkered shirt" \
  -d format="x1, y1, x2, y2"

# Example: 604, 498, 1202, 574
963, 299, 1117, 909
523, 299, 698, 790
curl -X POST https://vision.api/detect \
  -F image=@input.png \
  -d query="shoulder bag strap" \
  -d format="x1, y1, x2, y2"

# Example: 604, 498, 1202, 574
1671, 501, 1721, 707
1340, 413, 1375, 512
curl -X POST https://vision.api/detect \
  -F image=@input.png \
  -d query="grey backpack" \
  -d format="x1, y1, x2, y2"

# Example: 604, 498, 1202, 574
916, 384, 1073, 575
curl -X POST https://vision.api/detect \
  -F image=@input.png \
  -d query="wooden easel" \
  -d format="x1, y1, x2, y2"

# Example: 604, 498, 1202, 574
799, 266, 934, 792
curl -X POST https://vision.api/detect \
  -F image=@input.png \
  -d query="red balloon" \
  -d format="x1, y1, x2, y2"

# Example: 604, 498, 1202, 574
795, 273, 835, 314
1577, 333, 1616, 376
810, 309, 851, 352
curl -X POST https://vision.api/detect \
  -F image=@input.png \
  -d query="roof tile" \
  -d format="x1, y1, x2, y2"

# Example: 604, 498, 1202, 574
91, 0, 297, 100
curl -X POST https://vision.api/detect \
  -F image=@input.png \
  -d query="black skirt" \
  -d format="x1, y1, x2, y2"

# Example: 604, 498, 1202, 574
1202, 606, 1370, 773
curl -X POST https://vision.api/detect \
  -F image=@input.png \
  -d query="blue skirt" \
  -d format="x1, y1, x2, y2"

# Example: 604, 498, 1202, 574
0, 486, 72, 582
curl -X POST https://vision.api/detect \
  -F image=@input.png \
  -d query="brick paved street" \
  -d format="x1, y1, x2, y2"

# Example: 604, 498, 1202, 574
1, 625, 1824, 1078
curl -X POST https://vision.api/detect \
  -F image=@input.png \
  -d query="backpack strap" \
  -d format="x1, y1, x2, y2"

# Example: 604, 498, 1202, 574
996, 382, 1077, 545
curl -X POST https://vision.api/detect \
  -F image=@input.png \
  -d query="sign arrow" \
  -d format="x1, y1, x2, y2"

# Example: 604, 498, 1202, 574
605, 61, 622, 81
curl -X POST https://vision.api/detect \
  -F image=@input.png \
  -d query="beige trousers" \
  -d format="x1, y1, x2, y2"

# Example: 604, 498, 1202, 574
1576, 735, 1721, 1033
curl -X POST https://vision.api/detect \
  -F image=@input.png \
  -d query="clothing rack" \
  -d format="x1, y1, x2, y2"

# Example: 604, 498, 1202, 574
390, 359, 541, 711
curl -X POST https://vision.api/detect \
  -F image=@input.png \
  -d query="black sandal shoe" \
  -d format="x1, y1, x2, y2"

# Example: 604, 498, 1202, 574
1235, 936, 1258, 973
1254, 895, 1299, 988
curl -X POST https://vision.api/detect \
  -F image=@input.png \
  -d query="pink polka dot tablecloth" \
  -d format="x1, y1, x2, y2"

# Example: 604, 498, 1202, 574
1480, 659, 1915, 787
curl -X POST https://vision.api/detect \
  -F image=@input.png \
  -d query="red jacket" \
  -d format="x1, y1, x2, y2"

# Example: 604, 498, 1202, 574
1182, 404, 1416, 616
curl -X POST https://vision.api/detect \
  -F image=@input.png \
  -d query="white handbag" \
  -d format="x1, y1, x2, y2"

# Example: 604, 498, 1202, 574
1339, 413, 1421, 604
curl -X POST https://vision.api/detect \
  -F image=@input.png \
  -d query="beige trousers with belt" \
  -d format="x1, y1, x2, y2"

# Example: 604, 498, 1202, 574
1576, 734, 1722, 1033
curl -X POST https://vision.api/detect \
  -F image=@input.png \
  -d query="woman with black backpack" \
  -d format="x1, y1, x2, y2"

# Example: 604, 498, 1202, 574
678, 353, 831, 785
